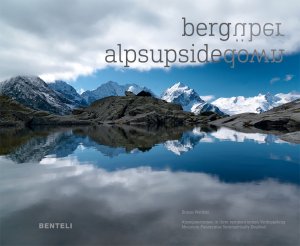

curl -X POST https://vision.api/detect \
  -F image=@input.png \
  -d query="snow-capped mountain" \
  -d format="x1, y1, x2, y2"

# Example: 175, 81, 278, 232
212, 92, 300, 115
0, 76, 74, 115
48, 80, 87, 108
81, 81, 154, 104
161, 82, 225, 116
274, 92, 300, 105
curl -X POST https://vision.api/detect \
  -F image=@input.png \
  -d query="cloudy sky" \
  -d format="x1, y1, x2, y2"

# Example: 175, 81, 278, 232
0, 0, 299, 96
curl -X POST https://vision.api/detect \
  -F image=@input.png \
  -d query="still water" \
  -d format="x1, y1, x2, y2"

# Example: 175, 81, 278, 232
0, 125, 299, 245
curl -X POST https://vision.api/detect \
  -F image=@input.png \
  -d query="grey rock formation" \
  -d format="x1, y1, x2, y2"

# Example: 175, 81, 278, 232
211, 99, 300, 133
136, 91, 152, 97
0, 96, 90, 127
125, 91, 135, 96
75, 95, 209, 127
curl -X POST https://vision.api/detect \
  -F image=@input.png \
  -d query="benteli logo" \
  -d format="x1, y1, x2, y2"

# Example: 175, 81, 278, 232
38, 223, 73, 230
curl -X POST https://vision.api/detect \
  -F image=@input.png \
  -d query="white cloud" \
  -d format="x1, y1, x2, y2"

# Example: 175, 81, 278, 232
0, 0, 299, 81
77, 88, 85, 94
270, 77, 280, 84
0, 158, 299, 245
284, 74, 294, 81
270, 74, 295, 84
200, 95, 215, 102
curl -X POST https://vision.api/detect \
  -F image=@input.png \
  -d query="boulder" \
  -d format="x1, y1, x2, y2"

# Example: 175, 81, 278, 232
125, 91, 135, 96
136, 91, 152, 97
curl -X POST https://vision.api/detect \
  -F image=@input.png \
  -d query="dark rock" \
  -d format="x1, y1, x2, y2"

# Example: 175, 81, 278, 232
0, 94, 224, 128
136, 91, 152, 97
0, 96, 90, 127
74, 95, 207, 127
125, 91, 135, 96
211, 99, 300, 133
199, 111, 215, 116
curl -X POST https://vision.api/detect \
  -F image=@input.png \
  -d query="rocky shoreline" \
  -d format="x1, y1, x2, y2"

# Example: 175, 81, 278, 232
210, 99, 300, 143
0, 94, 222, 128
1, 94, 300, 143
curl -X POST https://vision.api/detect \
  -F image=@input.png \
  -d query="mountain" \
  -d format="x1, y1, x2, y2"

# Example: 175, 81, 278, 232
161, 82, 225, 116
212, 92, 300, 115
48, 80, 87, 108
274, 92, 300, 104
0, 76, 74, 115
81, 81, 154, 104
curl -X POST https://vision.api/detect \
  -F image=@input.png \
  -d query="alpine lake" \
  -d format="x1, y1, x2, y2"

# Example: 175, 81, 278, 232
0, 125, 299, 246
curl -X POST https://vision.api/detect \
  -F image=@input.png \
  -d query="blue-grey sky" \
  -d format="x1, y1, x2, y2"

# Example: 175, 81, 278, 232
72, 53, 299, 98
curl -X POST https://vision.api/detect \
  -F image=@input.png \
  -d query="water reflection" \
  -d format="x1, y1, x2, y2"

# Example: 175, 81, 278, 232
0, 125, 294, 162
164, 128, 206, 155
1, 126, 299, 184
0, 158, 299, 246
0, 125, 195, 161
210, 127, 288, 144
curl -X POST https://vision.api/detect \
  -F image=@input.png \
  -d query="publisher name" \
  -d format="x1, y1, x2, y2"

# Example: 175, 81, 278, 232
38, 223, 72, 229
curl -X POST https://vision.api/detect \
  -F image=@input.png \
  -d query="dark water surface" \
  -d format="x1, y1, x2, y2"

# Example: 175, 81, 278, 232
0, 126, 299, 245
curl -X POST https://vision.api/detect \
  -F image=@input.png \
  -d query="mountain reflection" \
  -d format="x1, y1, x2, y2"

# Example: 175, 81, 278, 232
0, 158, 299, 246
0, 125, 195, 162
1, 125, 298, 184
0, 125, 293, 163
